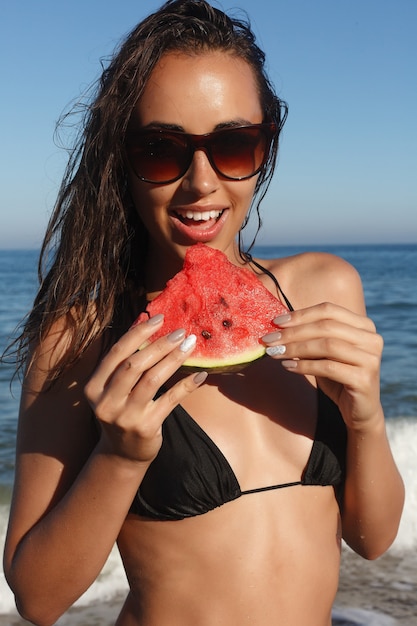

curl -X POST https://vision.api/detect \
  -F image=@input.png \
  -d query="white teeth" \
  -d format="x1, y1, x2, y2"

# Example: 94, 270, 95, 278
180, 209, 222, 221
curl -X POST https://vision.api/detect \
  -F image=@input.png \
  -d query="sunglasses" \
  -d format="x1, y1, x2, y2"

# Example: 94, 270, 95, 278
125, 123, 277, 184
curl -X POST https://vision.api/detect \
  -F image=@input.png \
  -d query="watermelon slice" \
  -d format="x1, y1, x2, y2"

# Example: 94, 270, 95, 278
135, 243, 288, 372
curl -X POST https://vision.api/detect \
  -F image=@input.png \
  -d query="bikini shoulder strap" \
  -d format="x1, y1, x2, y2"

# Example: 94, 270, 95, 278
244, 252, 294, 312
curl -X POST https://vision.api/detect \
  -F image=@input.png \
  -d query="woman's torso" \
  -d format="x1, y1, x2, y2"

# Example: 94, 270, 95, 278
116, 352, 345, 626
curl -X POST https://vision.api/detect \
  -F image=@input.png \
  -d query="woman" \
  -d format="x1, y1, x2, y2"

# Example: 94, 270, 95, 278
3, 1, 404, 625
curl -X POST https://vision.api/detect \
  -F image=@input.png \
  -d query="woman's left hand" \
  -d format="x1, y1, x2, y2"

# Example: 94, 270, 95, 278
262, 302, 384, 430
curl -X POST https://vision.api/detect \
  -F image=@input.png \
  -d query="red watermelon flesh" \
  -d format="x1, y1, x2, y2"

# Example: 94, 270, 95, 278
134, 243, 288, 372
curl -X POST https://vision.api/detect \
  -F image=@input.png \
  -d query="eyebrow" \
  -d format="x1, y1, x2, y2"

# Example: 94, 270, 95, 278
132, 118, 256, 133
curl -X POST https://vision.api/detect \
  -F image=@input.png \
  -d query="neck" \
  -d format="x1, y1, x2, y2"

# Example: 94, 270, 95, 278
143, 244, 184, 294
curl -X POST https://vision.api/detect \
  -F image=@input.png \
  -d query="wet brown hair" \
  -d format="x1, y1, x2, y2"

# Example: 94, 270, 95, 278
8, 0, 287, 380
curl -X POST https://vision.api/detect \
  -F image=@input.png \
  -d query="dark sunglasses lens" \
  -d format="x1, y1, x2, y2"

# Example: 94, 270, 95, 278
210, 127, 269, 179
127, 132, 190, 183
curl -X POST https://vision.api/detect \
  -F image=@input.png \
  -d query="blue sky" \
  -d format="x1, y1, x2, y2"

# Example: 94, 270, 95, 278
1, 0, 416, 248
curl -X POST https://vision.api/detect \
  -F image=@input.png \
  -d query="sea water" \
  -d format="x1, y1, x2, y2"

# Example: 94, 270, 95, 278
0, 244, 416, 623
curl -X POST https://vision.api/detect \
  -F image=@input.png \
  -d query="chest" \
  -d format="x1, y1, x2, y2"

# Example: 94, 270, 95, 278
174, 358, 318, 489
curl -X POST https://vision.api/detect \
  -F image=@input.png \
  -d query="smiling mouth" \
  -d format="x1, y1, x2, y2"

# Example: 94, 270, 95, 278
174, 209, 224, 223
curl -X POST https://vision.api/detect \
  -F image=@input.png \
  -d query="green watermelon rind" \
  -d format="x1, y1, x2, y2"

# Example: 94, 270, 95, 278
138, 340, 266, 373
181, 344, 266, 372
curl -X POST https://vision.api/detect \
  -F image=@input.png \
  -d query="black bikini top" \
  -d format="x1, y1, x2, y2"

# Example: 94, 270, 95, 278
129, 389, 347, 521
129, 257, 347, 521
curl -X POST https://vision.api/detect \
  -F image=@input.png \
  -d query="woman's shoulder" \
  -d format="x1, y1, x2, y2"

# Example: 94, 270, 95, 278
258, 250, 364, 311
25, 308, 105, 393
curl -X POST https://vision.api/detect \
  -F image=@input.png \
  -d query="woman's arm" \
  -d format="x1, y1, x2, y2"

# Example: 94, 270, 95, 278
4, 315, 204, 626
263, 253, 405, 559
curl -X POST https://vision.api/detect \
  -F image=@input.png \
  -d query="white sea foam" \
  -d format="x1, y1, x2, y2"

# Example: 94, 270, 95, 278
332, 607, 398, 625
385, 418, 417, 552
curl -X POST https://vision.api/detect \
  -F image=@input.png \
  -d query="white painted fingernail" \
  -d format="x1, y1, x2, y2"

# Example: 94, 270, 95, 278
179, 334, 197, 353
266, 345, 286, 356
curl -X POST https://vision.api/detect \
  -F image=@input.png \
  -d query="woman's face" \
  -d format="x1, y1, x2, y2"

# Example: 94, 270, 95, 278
128, 51, 264, 272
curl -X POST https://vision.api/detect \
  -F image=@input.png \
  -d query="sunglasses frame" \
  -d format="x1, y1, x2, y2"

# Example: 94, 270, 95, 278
125, 122, 278, 184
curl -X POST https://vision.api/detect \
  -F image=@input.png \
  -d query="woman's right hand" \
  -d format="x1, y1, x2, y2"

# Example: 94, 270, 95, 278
4, 313, 205, 623
84, 313, 207, 465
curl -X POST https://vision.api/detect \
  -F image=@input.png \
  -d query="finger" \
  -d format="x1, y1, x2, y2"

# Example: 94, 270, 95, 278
130, 334, 199, 404
267, 334, 382, 369
152, 370, 209, 422
264, 319, 382, 355
281, 355, 381, 398
273, 303, 376, 334
107, 328, 188, 398
88, 314, 166, 388
87, 333, 200, 428
107, 367, 208, 454
284, 337, 381, 367
276, 335, 382, 384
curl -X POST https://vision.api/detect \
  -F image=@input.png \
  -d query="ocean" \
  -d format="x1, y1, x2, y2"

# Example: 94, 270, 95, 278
0, 244, 416, 625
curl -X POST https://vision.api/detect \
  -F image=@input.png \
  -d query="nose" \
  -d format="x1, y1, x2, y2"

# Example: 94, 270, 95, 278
181, 149, 219, 195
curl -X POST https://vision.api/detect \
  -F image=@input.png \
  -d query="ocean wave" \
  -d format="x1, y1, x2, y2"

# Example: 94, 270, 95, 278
385, 418, 417, 552
332, 607, 398, 626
